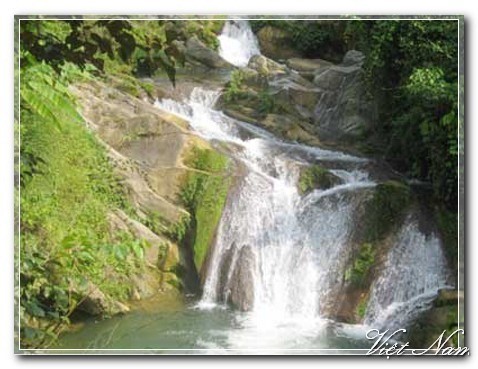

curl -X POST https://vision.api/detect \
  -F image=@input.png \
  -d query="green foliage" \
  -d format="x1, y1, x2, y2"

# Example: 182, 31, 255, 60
250, 20, 345, 61
20, 18, 223, 86
166, 214, 191, 243
224, 69, 246, 102
298, 165, 337, 195
20, 61, 83, 129
18, 17, 226, 349
356, 297, 368, 320
257, 90, 276, 115
344, 20, 459, 209
181, 19, 225, 51
345, 243, 376, 287
406, 67, 451, 99
181, 147, 231, 271
19, 60, 145, 348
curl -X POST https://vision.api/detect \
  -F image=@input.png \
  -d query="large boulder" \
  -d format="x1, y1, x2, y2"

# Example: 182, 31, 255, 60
185, 36, 233, 69
312, 50, 376, 142
256, 26, 301, 61
227, 245, 256, 311
247, 55, 287, 76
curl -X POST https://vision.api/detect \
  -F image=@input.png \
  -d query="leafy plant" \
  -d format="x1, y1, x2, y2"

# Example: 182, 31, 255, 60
223, 69, 245, 102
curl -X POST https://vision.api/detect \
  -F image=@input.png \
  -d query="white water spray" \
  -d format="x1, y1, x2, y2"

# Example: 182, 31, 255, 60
365, 219, 452, 330
218, 19, 261, 67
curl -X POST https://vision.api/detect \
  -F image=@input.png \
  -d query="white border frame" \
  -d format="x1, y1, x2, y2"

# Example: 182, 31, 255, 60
15, 15, 464, 355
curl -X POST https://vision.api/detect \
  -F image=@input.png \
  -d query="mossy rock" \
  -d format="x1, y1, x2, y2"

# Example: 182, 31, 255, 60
355, 293, 369, 321
344, 242, 376, 287
180, 147, 232, 272
363, 180, 411, 242
298, 165, 341, 195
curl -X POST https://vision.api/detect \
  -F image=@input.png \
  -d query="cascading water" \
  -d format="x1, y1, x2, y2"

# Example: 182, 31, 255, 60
149, 20, 453, 349
218, 19, 261, 67
58, 20, 454, 352
155, 86, 376, 348
364, 219, 452, 331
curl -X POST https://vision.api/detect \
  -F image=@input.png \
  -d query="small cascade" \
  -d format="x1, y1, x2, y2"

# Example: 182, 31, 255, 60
218, 19, 261, 67
364, 219, 453, 331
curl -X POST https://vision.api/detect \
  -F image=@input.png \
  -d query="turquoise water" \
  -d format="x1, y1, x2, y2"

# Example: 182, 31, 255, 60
56, 297, 373, 354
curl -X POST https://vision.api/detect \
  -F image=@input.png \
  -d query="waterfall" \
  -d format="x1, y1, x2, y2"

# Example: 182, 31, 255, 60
156, 88, 367, 320
153, 19, 452, 342
155, 85, 452, 338
218, 19, 261, 67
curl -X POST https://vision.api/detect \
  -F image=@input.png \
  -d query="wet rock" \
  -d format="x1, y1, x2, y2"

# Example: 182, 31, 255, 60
185, 36, 233, 69
273, 82, 320, 113
435, 288, 463, 307
407, 302, 461, 348
261, 114, 320, 146
297, 164, 342, 195
227, 245, 256, 311
216, 245, 236, 298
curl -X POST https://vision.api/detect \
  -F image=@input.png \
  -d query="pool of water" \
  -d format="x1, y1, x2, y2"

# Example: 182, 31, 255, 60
56, 297, 374, 354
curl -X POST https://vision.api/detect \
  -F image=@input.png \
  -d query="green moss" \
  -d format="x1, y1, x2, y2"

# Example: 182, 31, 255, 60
181, 147, 231, 271
356, 296, 368, 320
298, 165, 338, 195
364, 180, 411, 242
345, 243, 376, 287
139, 81, 155, 97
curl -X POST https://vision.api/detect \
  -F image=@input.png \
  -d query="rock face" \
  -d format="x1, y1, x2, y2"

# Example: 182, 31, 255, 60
213, 243, 256, 312
256, 26, 301, 61
72, 81, 192, 227
221, 50, 375, 147
70, 80, 229, 316
219, 53, 323, 145
185, 36, 233, 70
312, 50, 376, 142
227, 245, 256, 311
